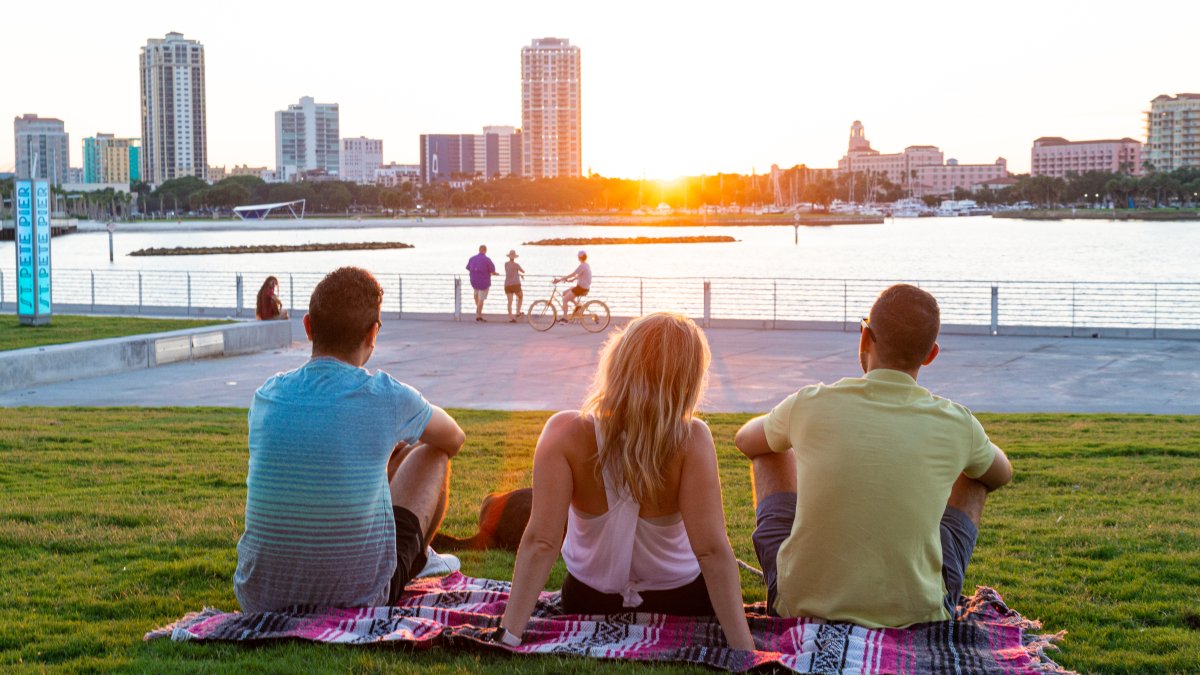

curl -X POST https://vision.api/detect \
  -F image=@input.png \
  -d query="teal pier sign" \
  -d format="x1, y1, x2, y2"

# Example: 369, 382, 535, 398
14, 179, 53, 325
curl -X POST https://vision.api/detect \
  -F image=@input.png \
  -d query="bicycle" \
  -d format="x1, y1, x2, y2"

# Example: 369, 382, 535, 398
527, 282, 611, 333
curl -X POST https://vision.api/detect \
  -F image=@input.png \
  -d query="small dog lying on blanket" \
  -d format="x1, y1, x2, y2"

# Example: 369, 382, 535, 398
433, 488, 533, 552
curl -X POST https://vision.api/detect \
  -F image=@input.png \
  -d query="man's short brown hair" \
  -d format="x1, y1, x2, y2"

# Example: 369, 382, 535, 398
868, 284, 940, 370
308, 267, 383, 356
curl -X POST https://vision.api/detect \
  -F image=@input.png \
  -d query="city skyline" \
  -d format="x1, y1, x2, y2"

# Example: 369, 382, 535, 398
1, 0, 1197, 179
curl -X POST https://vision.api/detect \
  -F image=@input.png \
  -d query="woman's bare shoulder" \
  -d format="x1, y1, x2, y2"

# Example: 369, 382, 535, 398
676, 417, 716, 463
539, 410, 592, 451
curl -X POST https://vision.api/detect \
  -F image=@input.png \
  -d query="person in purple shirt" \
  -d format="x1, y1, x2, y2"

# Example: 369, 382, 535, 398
466, 245, 499, 322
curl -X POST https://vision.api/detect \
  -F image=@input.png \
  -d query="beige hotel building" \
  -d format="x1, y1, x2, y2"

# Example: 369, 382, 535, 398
1030, 137, 1142, 178
836, 121, 1007, 197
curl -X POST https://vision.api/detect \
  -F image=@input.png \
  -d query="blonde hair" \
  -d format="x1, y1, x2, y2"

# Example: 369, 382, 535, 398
582, 312, 711, 505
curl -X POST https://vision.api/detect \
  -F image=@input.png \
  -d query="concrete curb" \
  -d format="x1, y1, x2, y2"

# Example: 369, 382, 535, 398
0, 320, 293, 394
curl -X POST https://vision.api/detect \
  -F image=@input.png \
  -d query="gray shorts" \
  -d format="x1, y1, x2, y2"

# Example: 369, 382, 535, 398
751, 492, 978, 618
473, 288, 489, 302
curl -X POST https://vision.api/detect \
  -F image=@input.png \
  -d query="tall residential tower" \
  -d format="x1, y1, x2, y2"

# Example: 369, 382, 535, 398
275, 96, 340, 181
521, 37, 581, 178
13, 114, 70, 186
1144, 93, 1200, 172
139, 32, 208, 185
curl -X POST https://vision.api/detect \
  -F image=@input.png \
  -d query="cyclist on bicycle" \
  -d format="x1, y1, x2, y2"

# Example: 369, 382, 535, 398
554, 250, 592, 320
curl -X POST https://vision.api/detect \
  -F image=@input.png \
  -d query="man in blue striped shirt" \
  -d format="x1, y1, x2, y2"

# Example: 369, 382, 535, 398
235, 267, 465, 612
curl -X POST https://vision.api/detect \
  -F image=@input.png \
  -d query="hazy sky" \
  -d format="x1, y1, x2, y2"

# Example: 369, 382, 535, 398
2, 0, 1196, 178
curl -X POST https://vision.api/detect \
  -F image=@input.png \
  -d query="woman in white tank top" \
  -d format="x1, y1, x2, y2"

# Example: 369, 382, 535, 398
498, 313, 755, 651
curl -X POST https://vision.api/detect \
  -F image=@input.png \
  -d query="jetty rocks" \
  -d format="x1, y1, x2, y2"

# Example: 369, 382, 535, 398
524, 235, 735, 246
129, 242, 415, 256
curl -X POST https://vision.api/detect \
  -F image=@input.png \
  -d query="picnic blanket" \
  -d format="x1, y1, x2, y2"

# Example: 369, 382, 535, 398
145, 572, 1071, 674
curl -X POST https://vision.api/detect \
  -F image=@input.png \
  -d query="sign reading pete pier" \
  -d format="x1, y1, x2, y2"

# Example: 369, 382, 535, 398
14, 179, 53, 325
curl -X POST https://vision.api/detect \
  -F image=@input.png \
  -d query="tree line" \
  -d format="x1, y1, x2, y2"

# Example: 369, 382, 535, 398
2, 166, 1198, 222
998, 168, 1200, 208
131, 173, 779, 216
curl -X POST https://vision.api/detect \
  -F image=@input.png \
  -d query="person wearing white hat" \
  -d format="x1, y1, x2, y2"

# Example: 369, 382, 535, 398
554, 250, 592, 320
504, 250, 526, 322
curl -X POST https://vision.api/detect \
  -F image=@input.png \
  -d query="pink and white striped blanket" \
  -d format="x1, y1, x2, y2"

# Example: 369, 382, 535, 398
145, 572, 1070, 673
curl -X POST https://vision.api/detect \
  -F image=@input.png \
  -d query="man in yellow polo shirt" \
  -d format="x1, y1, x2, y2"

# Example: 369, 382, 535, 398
734, 283, 1013, 628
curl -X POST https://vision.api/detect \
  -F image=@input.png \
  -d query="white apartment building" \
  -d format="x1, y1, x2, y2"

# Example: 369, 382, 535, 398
140, 32, 207, 185
1144, 93, 1200, 172
13, 114, 70, 186
521, 37, 581, 178
1031, 137, 1142, 178
275, 96, 340, 181
375, 163, 420, 187
339, 137, 383, 185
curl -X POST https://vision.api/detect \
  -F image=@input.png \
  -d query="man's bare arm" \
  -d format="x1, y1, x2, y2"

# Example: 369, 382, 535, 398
975, 443, 1012, 492
419, 405, 465, 458
734, 415, 779, 459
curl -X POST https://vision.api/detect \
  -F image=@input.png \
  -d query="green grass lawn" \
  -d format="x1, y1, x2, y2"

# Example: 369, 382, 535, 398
0, 315, 232, 352
1, 409, 1197, 673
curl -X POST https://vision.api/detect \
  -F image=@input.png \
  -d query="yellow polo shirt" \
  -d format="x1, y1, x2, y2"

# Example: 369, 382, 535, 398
764, 369, 996, 628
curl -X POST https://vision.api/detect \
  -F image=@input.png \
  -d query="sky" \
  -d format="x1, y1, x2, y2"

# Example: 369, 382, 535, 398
1, 0, 1197, 179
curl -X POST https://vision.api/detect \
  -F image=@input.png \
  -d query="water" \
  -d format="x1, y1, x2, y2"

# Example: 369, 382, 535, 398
3, 216, 1198, 283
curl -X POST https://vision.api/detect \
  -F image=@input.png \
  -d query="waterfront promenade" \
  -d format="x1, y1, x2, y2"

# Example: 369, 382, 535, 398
2, 318, 1196, 413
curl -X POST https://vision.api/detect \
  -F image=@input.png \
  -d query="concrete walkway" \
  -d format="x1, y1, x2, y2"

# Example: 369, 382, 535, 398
2, 317, 1197, 413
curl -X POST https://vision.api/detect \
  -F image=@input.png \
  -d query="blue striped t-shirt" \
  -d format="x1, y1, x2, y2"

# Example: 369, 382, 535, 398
234, 357, 433, 612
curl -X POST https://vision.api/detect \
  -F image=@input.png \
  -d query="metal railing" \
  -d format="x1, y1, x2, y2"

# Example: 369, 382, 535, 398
1, 267, 1198, 339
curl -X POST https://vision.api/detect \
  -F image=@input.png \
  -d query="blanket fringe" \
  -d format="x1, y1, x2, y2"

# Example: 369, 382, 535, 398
143, 607, 222, 641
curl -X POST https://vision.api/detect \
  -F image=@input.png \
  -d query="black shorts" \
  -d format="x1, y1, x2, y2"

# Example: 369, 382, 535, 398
561, 572, 714, 616
388, 506, 429, 605
569, 286, 589, 297
504, 284, 521, 294
751, 492, 978, 618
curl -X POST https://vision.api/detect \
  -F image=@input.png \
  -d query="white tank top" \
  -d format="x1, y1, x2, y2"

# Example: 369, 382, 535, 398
560, 418, 702, 608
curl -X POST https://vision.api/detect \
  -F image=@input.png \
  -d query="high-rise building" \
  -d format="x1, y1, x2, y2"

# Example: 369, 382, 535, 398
140, 32, 208, 185
275, 96, 340, 181
420, 127, 523, 183
83, 133, 142, 184
13, 114, 70, 186
340, 137, 383, 185
474, 126, 522, 179
1144, 93, 1200, 172
521, 37, 581, 178
1030, 137, 1142, 178
419, 134, 476, 183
